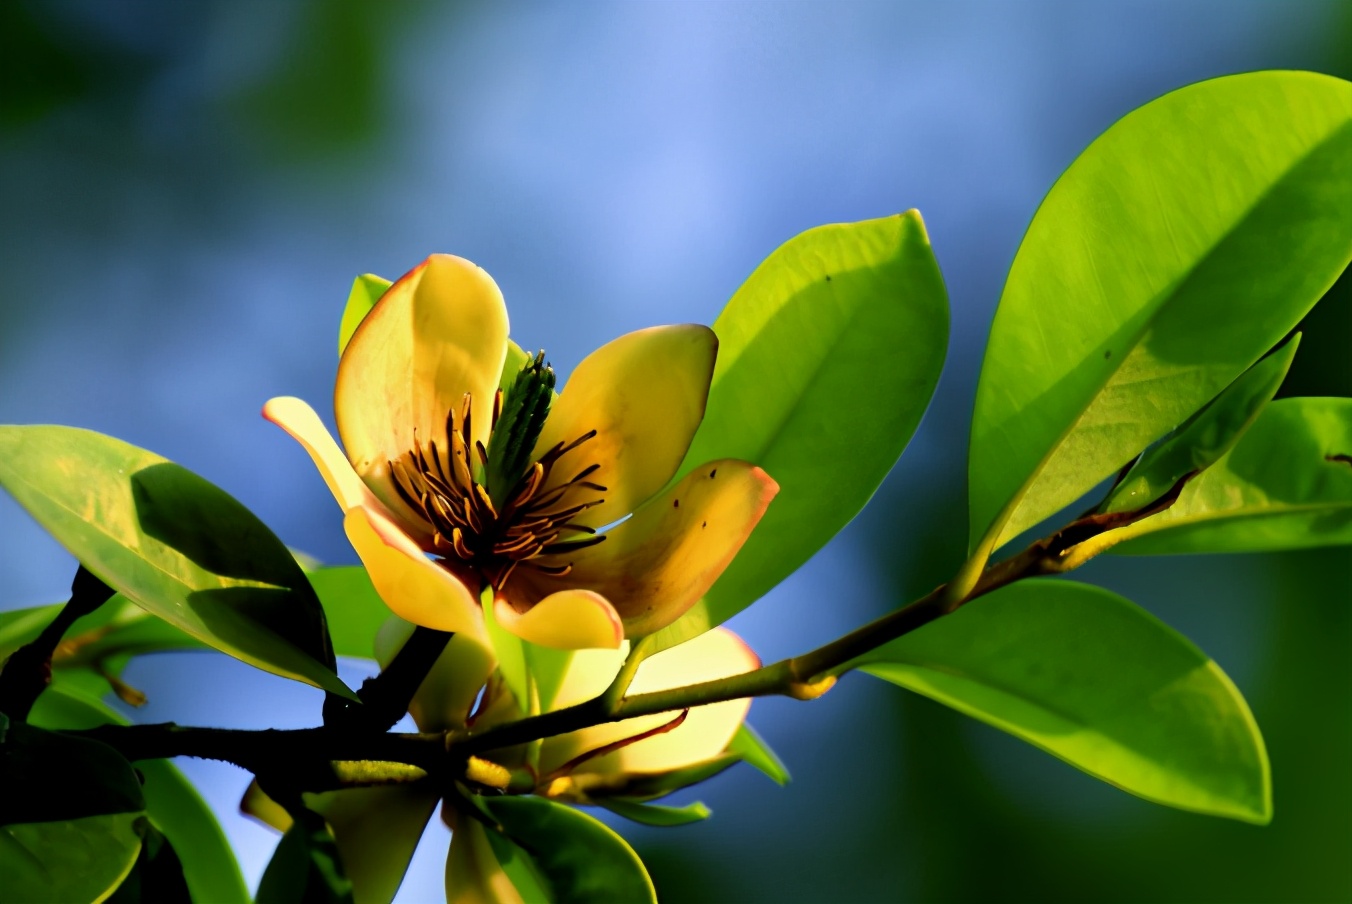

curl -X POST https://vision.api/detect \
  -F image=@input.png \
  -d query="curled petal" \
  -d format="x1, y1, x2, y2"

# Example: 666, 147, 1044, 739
375, 617, 497, 733
540, 627, 758, 777
263, 396, 390, 515
530, 324, 716, 528
344, 507, 485, 639
493, 590, 623, 651
517, 459, 778, 637
335, 254, 509, 502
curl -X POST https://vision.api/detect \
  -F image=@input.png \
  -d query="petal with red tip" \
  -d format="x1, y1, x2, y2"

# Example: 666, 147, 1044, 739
516, 459, 778, 637
493, 590, 623, 651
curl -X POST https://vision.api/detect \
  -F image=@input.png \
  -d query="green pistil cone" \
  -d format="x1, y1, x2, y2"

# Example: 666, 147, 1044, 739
487, 350, 555, 508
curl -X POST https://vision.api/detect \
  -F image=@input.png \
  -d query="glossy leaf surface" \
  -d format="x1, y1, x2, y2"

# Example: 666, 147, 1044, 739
969, 71, 1352, 556
1101, 335, 1298, 514
1110, 397, 1352, 553
0, 425, 353, 698
855, 579, 1270, 823
308, 566, 390, 660
652, 213, 949, 650
0, 713, 145, 903
481, 796, 656, 904
29, 688, 250, 904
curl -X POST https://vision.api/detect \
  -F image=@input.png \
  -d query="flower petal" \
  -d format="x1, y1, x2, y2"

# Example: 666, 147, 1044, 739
446, 819, 526, 904
531, 324, 716, 527
539, 627, 758, 777
493, 590, 623, 651
375, 616, 496, 732
263, 396, 389, 514
242, 782, 437, 904
515, 459, 778, 637
344, 506, 484, 639
335, 254, 509, 499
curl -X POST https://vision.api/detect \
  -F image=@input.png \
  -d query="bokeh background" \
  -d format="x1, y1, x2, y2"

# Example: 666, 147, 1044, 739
2, 2, 1350, 902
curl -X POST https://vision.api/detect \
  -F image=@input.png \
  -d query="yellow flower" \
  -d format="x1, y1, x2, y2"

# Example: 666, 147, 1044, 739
241, 623, 760, 904
265, 254, 777, 650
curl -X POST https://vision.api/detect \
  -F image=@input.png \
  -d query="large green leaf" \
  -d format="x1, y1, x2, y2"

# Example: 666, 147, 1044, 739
480, 796, 656, 904
651, 212, 949, 651
0, 425, 354, 698
968, 72, 1352, 561
854, 579, 1270, 823
308, 566, 389, 660
1, 812, 143, 904
0, 713, 146, 903
1108, 397, 1352, 554
1101, 335, 1298, 514
30, 687, 250, 904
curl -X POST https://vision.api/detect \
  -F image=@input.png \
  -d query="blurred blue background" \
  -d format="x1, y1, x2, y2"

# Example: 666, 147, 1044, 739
2, 1, 1349, 901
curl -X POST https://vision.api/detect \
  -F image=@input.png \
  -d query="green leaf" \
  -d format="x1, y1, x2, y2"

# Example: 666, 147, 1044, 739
0, 425, 355, 699
968, 71, 1352, 560
854, 579, 1270, 823
0, 811, 143, 904
106, 821, 192, 904
0, 603, 62, 655
726, 722, 790, 786
29, 687, 251, 904
307, 566, 389, 660
651, 212, 949, 651
595, 797, 712, 827
257, 810, 355, 904
337, 274, 392, 355
1108, 397, 1352, 554
1101, 333, 1300, 514
0, 713, 146, 903
480, 796, 656, 904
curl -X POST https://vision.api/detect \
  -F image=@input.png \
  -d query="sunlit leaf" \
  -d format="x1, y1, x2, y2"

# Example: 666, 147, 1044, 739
1108, 397, 1352, 554
969, 71, 1352, 560
480, 796, 656, 904
652, 212, 949, 651
727, 722, 790, 786
0, 812, 143, 904
1101, 335, 1299, 514
0, 425, 355, 699
595, 797, 712, 827
29, 687, 250, 904
854, 579, 1270, 823
337, 274, 392, 355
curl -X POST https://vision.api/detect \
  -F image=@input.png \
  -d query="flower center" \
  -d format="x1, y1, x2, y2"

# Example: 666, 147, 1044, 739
387, 352, 607, 589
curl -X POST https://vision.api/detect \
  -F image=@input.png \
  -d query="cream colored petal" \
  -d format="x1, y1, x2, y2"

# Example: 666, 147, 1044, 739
263, 396, 387, 514
530, 324, 716, 528
344, 507, 485, 639
375, 616, 496, 732
335, 254, 509, 494
494, 590, 623, 651
539, 627, 758, 776
316, 786, 438, 904
446, 820, 525, 904
241, 782, 437, 904
515, 459, 778, 637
